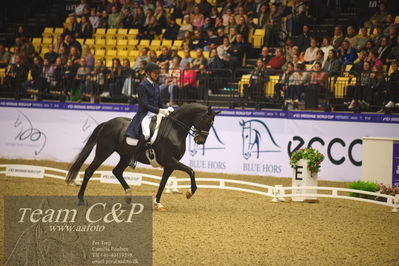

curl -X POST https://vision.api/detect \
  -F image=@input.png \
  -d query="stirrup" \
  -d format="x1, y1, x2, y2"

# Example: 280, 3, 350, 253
148, 148, 155, 160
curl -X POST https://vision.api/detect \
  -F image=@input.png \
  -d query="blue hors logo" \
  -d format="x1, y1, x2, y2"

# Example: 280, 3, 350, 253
239, 119, 281, 159
188, 125, 225, 157
14, 111, 47, 155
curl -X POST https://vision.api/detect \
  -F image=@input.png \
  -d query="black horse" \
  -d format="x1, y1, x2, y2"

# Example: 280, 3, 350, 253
66, 103, 219, 208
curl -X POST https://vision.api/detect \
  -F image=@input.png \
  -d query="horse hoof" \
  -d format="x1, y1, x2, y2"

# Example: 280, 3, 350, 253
186, 190, 192, 199
78, 199, 85, 206
154, 201, 166, 211
125, 189, 132, 204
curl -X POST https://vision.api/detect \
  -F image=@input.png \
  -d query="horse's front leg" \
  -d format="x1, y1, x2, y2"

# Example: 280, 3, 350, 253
154, 168, 173, 210
167, 158, 197, 199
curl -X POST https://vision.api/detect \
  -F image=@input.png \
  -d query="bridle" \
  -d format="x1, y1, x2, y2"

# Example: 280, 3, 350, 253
168, 114, 212, 138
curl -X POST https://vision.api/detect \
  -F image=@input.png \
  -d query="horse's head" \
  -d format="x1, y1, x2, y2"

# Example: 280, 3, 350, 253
240, 120, 259, 160
192, 106, 220, 145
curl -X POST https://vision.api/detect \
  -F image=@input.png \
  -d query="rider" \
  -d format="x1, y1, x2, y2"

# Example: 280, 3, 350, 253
125, 62, 173, 164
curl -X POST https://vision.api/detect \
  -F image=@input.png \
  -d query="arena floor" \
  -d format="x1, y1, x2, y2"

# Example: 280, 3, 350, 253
1, 158, 399, 266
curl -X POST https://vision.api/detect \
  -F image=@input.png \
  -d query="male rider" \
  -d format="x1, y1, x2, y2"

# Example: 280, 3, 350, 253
125, 62, 173, 165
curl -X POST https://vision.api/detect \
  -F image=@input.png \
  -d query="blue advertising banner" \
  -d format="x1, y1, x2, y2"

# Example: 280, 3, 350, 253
392, 142, 399, 187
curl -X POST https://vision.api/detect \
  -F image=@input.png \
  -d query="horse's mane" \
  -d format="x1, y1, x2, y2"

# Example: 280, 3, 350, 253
170, 103, 208, 117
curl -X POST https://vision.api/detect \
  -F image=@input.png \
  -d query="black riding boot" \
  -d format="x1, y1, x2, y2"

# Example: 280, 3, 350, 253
128, 135, 146, 168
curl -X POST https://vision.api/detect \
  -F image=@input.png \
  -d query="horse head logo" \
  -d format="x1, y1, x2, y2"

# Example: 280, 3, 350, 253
239, 119, 281, 160
188, 125, 225, 156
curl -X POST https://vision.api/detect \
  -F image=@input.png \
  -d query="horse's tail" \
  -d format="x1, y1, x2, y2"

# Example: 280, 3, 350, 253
66, 122, 105, 184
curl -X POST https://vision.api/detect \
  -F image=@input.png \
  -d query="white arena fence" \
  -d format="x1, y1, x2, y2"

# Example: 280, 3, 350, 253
1, 164, 398, 212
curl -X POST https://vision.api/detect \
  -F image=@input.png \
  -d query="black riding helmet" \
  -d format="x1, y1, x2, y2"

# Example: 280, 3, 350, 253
145, 62, 160, 73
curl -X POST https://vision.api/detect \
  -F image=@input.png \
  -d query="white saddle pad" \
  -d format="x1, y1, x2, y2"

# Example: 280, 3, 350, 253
126, 114, 164, 146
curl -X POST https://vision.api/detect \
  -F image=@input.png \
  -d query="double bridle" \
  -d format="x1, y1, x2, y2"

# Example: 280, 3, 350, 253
168, 114, 212, 138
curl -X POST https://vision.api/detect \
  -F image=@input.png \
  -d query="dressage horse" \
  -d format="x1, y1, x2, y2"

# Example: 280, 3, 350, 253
66, 103, 219, 208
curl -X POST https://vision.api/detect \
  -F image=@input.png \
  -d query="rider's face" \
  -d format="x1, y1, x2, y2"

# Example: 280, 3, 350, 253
148, 70, 159, 81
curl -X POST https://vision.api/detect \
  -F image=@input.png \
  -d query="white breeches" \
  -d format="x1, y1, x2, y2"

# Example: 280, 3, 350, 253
141, 112, 157, 140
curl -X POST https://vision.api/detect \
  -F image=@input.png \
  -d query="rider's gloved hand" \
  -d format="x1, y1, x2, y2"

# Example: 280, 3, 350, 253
167, 106, 174, 113
159, 108, 170, 116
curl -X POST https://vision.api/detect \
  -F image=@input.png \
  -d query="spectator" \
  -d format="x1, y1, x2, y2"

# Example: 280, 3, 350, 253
98, 10, 109, 28
367, 49, 383, 70
353, 27, 370, 51
286, 0, 307, 37
198, 0, 212, 17
157, 46, 171, 68
154, 6, 167, 29
372, 24, 384, 45
320, 36, 334, 63
179, 61, 197, 101
344, 26, 357, 47
81, 45, 94, 68
183, 0, 195, 16
64, 34, 82, 55
89, 59, 109, 102
387, 25, 398, 46
264, 4, 281, 47
108, 58, 123, 98
235, 15, 249, 42
296, 24, 312, 53
191, 6, 205, 28
75, 0, 89, 17
97, 0, 112, 13
243, 0, 256, 18
108, 6, 120, 28
222, 8, 234, 27
63, 59, 79, 100
22, 56, 42, 94
179, 48, 193, 69
0, 44, 11, 68
54, 35, 65, 54
274, 62, 295, 102
132, 7, 145, 29
190, 29, 205, 50
177, 15, 193, 40
40, 58, 56, 95
387, 36, 399, 64
346, 61, 373, 110
140, 16, 161, 40
217, 37, 231, 62
382, 14, 394, 36
117, 7, 134, 28
287, 63, 307, 104
76, 57, 92, 102
235, 7, 248, 24
169, 47, 182, 65
364, 40, 376, 53
304, 38, 319, 64
209, 7, 220, 25
58, 46, 69, 65
377, 36, 392, 64
310, 49, 325, 69
266, 48, 286, 70
64, 16, 81, 38
365, 2, 388, 28
52, 57, 65, 95
5, 54, 28, 97
133, 47, 150, 70
228, 34, 246, 69
171, 0, 185, 19
19, 37, 35, 64
245, 58, 268, 106
228, 27, 238, 43
9, 46, 21, 65
221, 0, 236, 15
383, 61, 399, 109
339, 40, 357, 66
44, 44, 58, 65
148, 50, 158, 63
323, 49, 341, 77
308, 62, 328, 106
143, 0, 154, 14
78, 15, 93, 38
331, 26, 345, 50
163, 18, 180, 40
165, 56, 181, 105
259, 46, 272, 66
68, 46, 81, 63
89, 9, 100, 29
192, 48, 207, 71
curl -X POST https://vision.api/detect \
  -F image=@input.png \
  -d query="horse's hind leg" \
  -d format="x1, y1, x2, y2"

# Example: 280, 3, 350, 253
154, 168, 173, 209
78, 147, 112, 205
112, 155, 131, 204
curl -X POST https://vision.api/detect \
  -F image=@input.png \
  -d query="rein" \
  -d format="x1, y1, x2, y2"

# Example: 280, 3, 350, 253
168, 115, 209, 137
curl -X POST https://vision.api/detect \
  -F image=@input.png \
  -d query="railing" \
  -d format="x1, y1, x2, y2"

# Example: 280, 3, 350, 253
1, 164, 398, 212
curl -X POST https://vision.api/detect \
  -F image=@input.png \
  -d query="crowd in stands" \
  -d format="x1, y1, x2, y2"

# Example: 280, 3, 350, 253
0, 0, 398, 112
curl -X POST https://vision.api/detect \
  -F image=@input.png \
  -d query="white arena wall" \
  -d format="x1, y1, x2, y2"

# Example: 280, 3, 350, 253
1, 99, 399, 182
